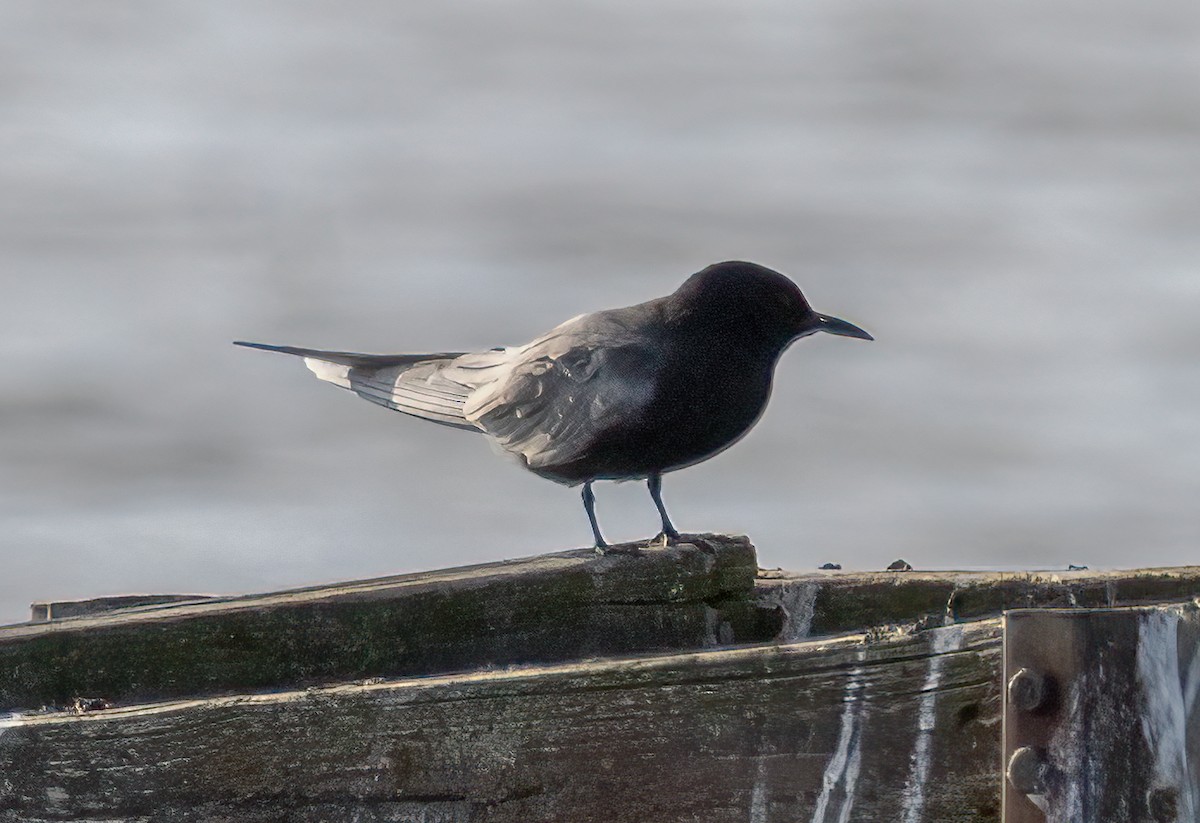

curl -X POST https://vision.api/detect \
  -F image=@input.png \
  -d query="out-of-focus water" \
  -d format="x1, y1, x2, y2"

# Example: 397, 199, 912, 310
2, 1, 1198, 625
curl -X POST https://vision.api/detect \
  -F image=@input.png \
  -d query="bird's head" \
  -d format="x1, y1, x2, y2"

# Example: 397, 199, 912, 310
670, 261, 873, 349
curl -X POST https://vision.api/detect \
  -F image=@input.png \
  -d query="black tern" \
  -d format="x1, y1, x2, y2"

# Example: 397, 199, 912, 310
236, 260, 871, 549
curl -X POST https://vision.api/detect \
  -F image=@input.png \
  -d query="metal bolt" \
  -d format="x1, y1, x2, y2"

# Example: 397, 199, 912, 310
1006, 746, 1051, 795
1008, 667, 1054, 713
1147, 786, 1179, 822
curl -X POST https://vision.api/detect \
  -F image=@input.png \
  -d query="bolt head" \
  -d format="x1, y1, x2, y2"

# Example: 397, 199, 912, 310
1008, 667, 1054, 713
1007, 746, 1051, 795
1148, 786, 1179, 822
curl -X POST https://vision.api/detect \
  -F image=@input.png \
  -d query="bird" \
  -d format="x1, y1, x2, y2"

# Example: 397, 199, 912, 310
235, 260, 871, 550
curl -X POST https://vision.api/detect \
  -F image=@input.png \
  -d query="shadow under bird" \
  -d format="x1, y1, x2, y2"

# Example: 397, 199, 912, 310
236, 261, 872, 549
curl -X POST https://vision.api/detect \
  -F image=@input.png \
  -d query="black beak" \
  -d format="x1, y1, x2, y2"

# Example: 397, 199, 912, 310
813, 313, 873, 341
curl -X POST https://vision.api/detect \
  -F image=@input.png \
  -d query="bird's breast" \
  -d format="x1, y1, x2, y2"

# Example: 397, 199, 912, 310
645, 351, 776, 470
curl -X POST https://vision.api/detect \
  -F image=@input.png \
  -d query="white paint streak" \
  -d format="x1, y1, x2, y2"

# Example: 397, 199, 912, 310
1183, 644, 1200, 720
749, 756, 769, 823
1047, 679, 1085, 821
0, 712, 21, 735
899, 624, 964, 823
809, 652, 868, 823
1137, 609, 1199, 821
775, 581, 819, 642
835, 726, 863, 823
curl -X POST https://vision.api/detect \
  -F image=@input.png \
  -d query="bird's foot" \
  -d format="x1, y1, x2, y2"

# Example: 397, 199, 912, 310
648, 530, 681, 549
596, 541, 643, 557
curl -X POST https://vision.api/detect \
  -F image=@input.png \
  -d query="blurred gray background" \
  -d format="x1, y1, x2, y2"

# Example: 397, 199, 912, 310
3, 1, 1198, 625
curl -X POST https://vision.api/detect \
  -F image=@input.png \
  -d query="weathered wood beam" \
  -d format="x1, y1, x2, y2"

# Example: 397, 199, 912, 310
28, 594, 211, 623
0, 618, 1004, 823
5, 535, 1199, 822
0, 535, 761, 712
757, 566, 1200, 640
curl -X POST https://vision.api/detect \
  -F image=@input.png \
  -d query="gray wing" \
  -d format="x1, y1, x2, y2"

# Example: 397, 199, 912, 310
234, 341, 485, 431
454, 312, 662, 470
235, 300, 664, 454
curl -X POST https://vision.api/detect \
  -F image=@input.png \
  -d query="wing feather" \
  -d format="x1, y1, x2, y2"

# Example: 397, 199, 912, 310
235, 341, 486, 431
462, 333, 660, 470
235, 299, 663, 460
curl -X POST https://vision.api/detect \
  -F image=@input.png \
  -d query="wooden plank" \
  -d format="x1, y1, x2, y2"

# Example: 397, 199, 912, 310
28, 594, 213, 623
1003, 603, 1200, 822
757, 566, 1200, 640
6, 534, 1198, 822
0, 535, 761, 712
0, 618, 1003, 823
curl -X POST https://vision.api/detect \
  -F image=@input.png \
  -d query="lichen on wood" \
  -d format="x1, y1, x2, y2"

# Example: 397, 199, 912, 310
757, 565, 1200, 640
0, 535, 761, 712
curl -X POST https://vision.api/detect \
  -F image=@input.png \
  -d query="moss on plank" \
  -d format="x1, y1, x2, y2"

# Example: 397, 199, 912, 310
0, 535, 759, 711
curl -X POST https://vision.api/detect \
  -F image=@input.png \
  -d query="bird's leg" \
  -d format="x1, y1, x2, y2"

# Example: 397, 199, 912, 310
647, 473, 681, 546
582, 481, 608, 551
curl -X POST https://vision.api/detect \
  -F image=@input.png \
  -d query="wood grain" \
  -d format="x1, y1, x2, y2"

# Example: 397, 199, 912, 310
0, 535, 761, 712
0, 620, 1003, 822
